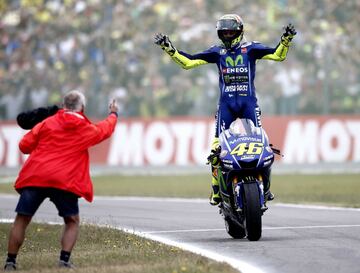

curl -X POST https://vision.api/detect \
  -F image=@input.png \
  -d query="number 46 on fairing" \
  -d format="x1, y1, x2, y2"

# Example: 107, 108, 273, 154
230, 142, 264, 156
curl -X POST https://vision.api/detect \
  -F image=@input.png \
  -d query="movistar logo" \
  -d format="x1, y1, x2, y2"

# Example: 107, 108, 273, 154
225, 55, 243, 67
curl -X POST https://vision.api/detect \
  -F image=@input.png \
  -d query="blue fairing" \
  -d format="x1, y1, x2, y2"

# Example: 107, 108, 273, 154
219, 118, 274, 171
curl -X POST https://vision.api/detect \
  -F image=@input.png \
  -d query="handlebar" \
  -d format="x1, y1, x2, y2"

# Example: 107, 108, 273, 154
270, 144, 283, 157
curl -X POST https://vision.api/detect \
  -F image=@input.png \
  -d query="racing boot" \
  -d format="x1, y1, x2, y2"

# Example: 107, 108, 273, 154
263, 167, 274, 202
265, 190, 275, 202
210, 171, 222, 206
208, 138, 222, 206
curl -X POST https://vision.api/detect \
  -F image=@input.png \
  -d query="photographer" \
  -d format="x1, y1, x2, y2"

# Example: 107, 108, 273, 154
4, 90, 119, 270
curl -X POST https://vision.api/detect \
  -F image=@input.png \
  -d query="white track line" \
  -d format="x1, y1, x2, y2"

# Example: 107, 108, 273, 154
144, 224, 360, 234
273, 203, 360, 211
145, 228, 225, 234
0, 219, 13, 223
264, 224, 360, 230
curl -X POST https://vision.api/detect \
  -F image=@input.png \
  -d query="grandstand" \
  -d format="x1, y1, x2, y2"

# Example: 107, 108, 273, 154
0, 0, 359, 120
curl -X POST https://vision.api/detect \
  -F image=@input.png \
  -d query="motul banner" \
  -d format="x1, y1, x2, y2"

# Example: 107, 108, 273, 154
0, 116, 359, 167
262, 116, 360, 164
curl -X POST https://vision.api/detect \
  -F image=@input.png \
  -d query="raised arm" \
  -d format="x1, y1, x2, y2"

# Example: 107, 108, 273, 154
261, 23, 297, 62
154, 33, 217, 70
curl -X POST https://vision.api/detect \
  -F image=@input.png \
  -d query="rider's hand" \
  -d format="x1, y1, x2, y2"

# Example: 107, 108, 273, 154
207, 147, 221, 167
154, 33, 176, 56
281, 23, 296, 46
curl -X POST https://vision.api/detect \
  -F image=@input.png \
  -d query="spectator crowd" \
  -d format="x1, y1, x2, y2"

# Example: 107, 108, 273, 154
0, 0, 359, 119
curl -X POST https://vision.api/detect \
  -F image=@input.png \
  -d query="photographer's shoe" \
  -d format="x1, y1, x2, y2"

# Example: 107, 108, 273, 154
58, 260, 75, 269
4, 262, 16, 271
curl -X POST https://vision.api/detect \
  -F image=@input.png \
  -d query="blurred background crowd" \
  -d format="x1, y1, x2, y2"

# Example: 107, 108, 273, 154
0, 0, 359, 119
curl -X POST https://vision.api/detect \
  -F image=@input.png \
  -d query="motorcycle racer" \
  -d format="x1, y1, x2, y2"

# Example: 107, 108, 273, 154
154, 14, 296, 205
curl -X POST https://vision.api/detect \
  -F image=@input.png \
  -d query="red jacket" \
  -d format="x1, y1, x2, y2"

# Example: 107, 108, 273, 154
15, 109, 118, 202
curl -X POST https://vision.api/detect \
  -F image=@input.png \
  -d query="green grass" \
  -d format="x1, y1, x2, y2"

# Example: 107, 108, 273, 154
93, 175, 210, 198
271, 174, 360, 207
1, 174, 360, 207
0, 223, 238, 273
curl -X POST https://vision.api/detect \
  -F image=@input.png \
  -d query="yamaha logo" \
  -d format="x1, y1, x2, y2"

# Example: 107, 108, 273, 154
220, 49, 227, 55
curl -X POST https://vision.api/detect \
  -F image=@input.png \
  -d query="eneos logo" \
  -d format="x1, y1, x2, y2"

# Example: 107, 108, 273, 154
222, 67, 248, 74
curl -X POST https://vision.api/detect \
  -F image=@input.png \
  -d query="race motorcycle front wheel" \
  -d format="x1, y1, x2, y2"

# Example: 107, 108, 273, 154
243, 181, 262, 241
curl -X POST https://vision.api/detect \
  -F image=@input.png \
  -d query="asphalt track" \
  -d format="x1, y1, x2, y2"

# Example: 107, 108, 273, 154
1, 194, 360, 273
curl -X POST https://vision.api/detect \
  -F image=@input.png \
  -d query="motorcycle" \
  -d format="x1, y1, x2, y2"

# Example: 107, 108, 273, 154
209, 118, 280, 241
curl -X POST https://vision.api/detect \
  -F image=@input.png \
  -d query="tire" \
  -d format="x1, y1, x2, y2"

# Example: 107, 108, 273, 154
243, 182, 262, 241
225, 217, 246, 239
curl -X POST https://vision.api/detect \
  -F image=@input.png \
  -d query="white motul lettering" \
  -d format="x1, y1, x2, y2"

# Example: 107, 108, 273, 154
1, 126, 24, 167
170, 122, 193, 165
320, 120, 350, 162
1, 118, 359, 167
145, 122, 174, 166
282, 121, 319, 164
0, 130, 4, 165
192, 122, 214, 165
345, 121, 360, 161
107, 123, 144, 166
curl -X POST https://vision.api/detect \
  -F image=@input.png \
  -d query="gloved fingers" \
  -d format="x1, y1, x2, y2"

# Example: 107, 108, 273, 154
212, 146, 221, 154
154, 33, 165, 45
162, 35, 172, 47
284, 23, 297, 36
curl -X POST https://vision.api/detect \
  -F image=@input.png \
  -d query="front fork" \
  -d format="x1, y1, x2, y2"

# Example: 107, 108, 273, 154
233, 176, 266, 212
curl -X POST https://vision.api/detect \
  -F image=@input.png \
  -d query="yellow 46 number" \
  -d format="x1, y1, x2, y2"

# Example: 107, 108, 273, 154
230, 142, 264, 156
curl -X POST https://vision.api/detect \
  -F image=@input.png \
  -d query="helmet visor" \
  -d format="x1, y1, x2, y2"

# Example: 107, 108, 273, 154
216, 19, 242, 31
218, 30, 239, 41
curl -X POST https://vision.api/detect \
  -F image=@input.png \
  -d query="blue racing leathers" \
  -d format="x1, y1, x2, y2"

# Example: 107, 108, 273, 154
168, 40, 290, 137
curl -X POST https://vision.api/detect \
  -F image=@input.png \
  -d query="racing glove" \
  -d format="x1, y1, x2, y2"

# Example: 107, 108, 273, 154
154, 33, 176, 56
207, 146, 221, 167
281, 23, 297, 47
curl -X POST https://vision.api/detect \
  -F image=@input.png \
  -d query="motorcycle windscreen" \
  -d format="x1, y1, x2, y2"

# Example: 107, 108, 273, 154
228, 118, 261, 137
